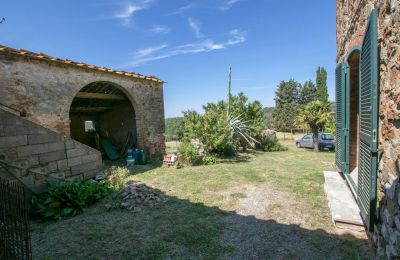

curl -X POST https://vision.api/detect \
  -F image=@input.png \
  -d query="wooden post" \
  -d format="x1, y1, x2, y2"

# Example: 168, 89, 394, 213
227, 66, 232, 117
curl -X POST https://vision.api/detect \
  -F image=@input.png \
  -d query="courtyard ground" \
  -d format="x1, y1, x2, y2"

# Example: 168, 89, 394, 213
30, 139, 372, 259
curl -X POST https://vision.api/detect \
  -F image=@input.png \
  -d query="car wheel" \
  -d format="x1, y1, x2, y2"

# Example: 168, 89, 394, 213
296, 142, 301, 148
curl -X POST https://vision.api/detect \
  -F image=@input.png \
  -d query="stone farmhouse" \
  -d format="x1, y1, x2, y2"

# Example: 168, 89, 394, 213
336, 0, 399, 257
0, 45, 165, 192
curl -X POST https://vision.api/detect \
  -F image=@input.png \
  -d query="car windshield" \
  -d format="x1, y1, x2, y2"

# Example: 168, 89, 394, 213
321, 134, 334, 140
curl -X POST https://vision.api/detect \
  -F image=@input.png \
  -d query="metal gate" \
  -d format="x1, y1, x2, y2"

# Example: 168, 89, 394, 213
0, 177, 32, 259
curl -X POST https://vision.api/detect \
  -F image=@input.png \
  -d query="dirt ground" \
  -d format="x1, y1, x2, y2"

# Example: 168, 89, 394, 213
219, 184, 370, 259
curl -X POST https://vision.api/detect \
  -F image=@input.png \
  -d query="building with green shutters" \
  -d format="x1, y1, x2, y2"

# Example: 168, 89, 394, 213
336, 1, 399, 258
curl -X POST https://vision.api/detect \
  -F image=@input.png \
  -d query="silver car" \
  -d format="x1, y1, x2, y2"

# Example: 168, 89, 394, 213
296, 133, 335, 151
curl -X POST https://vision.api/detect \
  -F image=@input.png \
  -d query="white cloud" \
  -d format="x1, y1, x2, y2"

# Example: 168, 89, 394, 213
114, 0, 154, 27
135, 44, 168, 58
151, 25, 171, 34
124, 29, 247, 67
171, 3, 196, 15
227, 29, 246, 45
188, 17, 203, 38
220, 0, 241, 11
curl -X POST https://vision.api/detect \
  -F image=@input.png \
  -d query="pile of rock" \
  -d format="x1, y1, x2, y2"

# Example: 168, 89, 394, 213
118, 183, 167, 211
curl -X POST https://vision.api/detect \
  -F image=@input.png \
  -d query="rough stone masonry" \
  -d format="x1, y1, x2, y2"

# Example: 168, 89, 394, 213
336, 0, 400, 258
0, 46, 166, 192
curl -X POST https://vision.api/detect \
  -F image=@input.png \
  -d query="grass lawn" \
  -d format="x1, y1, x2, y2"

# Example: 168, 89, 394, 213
30, 140, 371, 259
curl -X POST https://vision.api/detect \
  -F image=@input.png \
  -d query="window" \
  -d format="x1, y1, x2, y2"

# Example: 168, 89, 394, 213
303, 134, 312, 140
84, 121, 96, 132
322, 134, 334, 140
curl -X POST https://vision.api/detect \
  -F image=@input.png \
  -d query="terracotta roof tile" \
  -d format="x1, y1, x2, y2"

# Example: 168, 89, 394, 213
0, 44, 163, 83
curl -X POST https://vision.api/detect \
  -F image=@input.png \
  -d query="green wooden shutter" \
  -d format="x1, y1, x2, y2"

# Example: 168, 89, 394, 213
358, 8, 378, 231
335, 63, 348, 172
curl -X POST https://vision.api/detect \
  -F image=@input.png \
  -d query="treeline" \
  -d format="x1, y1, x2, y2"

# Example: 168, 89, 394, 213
271, 66, 333, 132
165, 117, 184, 140
165, 66, 334, 139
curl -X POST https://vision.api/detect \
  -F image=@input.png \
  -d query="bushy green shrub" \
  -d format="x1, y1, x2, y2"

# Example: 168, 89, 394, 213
105, 166, 129, 190
202, 154, 217, 165
181, 93, 264, 156
256, 134, 288, 152
182, 110, 234, 156
31, 180, 110, 220
178, 142, 198, 165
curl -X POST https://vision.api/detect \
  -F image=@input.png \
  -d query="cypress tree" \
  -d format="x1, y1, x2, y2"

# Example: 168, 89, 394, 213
272, 80, 301, 132
316, 66, 328, 102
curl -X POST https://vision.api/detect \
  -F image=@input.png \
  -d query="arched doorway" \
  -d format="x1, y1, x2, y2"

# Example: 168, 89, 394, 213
69, 81, 137, 159
347, 48, 360, 190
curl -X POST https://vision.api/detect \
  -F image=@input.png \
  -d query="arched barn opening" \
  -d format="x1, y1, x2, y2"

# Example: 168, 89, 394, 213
69, 81, 137, 160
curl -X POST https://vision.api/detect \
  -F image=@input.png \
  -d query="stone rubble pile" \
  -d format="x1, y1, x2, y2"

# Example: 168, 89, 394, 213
119, 183, 167, 211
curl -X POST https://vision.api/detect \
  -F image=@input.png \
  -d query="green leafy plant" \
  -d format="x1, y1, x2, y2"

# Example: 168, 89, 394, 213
178, 142, 198, 165
324, 115, 336, 135
180, 68, 264, 156
105, 166, 129, 190
202, 154, 217, 165
31, 180, 110, 220
256, 134, 288, 152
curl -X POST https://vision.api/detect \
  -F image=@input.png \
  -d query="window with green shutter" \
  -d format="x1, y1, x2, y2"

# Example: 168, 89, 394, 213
358, 8, 379, 231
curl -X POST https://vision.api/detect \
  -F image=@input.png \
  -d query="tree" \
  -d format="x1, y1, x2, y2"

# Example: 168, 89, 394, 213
324, 115, 336, 135
272, 80, 301, 132
182, 110, 234, 155
182, 92, 264, 155
262, 107, 274, 129
295, 100, 333, 152
316, 67, 328, 102
298, 80, 317, 106
203, 92, 264, 138
165, 117, 184, 140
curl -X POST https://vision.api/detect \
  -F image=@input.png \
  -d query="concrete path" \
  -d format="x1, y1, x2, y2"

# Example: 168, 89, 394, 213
323, 171, 364, 228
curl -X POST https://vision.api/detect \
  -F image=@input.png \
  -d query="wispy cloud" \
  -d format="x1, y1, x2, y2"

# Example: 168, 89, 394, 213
188, 17, 203, 38
171, 3, 196, 15
188, 17, 204, 38
123, 29, 247, 67
220, 0, 241, 11
150, 25, 171, 34
227, 29, 246, 45
135, 44, 168, 58
114, 0, 154, 27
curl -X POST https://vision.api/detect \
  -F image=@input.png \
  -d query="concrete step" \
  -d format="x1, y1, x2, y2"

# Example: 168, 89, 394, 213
323, 171, 365, 231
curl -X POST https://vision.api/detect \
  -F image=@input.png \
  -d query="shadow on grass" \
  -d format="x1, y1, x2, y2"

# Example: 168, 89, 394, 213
130, 161, 163, 175
30, 184, 372, 259
219, 152, 254, 164
296, 147, 336, 154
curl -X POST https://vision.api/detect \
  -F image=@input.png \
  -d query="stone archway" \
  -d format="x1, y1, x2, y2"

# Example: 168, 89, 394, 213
69, 81, 138, 158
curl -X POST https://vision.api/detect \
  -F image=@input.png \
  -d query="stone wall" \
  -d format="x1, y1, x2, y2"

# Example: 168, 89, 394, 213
0, 51, 165, 157
336, 0, 400, 258
0, 108, 102, 193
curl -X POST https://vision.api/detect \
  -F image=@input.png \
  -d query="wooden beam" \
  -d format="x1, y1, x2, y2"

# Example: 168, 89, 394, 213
70, 107, 112, 113
75, 92, 126, 100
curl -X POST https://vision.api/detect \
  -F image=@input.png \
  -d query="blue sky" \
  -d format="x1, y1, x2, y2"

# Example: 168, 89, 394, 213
1, 0, 336, 118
